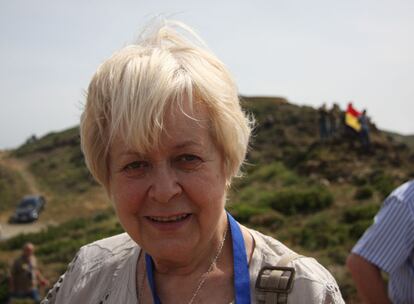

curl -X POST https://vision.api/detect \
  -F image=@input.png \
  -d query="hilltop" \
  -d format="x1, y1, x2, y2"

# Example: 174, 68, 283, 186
0, 96, 413, 303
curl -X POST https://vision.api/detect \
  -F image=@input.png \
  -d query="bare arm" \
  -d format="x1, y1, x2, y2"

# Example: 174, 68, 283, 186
346, 253, 391, 304
8, 274, 15, 293
36, 269, 49, 286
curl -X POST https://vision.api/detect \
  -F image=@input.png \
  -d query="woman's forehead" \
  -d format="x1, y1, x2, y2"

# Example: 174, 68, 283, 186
164, 102, 210, 131
110, 102, 212, 156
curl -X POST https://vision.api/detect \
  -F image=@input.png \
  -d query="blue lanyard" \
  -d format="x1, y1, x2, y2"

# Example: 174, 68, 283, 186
145, 212, 251, 303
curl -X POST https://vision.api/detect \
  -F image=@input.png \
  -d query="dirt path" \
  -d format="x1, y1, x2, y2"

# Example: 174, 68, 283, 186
0, 151, 51, 240
0, 150, 40, 194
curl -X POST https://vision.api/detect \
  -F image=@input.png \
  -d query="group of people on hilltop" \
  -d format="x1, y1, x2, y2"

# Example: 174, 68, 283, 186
318, 103, 342, 140
318, 102, 371, 150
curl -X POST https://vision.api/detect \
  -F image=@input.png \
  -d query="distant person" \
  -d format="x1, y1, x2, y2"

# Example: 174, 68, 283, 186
347, 180, 414, 303
328, 103, 341, 138
42, 20, 344, 303
318, 103, 330, 141
358, 109, 371, 150
9, 242, 49, 304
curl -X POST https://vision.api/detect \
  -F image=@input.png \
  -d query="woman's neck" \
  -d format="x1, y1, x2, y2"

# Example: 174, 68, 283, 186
153, 219, 228, 276
137, 218, 255, 304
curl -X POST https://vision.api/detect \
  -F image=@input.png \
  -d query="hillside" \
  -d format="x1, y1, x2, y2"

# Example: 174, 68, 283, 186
385, 130, 414, 150
0, 96, 413, 303
0, 152, 29, 213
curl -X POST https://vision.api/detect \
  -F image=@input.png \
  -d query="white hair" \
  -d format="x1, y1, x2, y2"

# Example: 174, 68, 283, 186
80, 20, 254, 188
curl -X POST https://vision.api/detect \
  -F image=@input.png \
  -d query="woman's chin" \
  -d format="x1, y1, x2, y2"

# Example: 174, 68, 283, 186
147, 241, 198, 267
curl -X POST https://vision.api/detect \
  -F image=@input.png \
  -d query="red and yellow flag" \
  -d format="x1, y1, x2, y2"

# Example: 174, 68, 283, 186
345, 104, 361, 132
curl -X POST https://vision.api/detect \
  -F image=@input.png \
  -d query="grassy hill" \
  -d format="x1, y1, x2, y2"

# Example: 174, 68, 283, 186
384, 130, 414, 150
0, 162, 29, 213
0, 96, 413, 303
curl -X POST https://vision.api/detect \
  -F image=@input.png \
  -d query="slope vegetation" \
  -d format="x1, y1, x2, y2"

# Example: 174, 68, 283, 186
0, 97, 413, 303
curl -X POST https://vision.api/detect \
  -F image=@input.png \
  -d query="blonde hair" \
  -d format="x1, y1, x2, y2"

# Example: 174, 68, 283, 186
80, 20, 253, 188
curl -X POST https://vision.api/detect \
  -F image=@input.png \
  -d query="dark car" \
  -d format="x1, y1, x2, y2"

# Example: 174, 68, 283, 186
10, 195, 46, 223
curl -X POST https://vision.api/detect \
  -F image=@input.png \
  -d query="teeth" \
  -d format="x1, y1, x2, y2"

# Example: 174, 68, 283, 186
148, 214, 189, 222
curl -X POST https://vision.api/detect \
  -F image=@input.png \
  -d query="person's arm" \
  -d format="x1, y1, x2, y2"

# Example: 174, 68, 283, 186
8, 273, 15, 293
36, 269, 49, 287
346, 253, 391, 304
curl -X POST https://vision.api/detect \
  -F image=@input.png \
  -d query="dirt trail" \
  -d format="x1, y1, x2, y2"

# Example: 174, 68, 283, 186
0, 150, 40, 194
0, 151, 50, 240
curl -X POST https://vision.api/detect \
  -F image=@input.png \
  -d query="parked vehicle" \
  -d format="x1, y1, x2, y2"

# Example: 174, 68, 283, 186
10, 195, 46, 223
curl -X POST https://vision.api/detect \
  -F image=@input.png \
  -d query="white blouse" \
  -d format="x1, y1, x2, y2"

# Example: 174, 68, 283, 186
42, 229, 344, 304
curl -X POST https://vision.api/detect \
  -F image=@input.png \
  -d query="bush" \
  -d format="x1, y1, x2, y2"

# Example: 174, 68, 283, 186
250, 162, 300, 185
349, 219, 373, 240
354, 186, 374, 200
370, 171, 396, 199
227, 204, 268, 223
342, 204, 379, 223
326, 246, 348, 265
265, 187, 333, 215
0, 262, 9, 304
351, 175, 368, 187
249, 211, 285, 229
235, 162, 300, 189
298, 214, 348, 250
0, 218, 89, 251
92, 210, 113, 222
37, 239, 85, 263
237, 186, 264, 204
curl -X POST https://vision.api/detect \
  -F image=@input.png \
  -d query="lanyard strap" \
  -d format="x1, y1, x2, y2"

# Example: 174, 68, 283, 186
228, 212, 251, 303
145, 254, 161, 304
145, 211, 251, 303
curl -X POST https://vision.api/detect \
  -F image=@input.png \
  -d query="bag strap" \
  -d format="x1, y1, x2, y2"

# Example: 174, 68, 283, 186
255, 253, 304, 304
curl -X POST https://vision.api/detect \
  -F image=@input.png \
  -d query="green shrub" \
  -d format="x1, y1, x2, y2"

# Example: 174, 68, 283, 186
298, 214, 348, 250
235, 162, 300, 189
370, 171, 396, 198
249, 211, 285, 229
326, 246, 348, 265
237, 186, 264, 204
0, 262, 9, 304
0, 279, 7, 304
37, 239, 85, 263
249, 162, 300, 185
265, 187, 333, 215
227, 204, 268, 223
0, 233, 38, 251
92, 210, 113, 222
342, 204, 379, 223
349, 219, 373, 240
0, 218, 89, 251
354, 186, 374, 200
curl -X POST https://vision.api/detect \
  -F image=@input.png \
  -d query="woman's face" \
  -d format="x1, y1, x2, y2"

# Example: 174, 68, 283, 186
108, 102, 227, 265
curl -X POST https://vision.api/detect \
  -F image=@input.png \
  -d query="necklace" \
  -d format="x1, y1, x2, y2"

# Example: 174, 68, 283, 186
140, 225, 228, 304
187, 226, 228, 304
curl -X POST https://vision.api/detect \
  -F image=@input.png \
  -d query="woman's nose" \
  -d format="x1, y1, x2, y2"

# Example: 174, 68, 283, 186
148, 165, 182, 203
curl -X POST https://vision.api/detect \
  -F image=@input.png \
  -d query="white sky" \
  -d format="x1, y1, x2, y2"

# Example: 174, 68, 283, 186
1, 0, 413, 149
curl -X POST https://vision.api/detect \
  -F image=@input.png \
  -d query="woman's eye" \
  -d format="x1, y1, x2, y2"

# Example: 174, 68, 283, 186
123, 161, 149, 174
178, 155, 199, 162
176, 154, 202, 170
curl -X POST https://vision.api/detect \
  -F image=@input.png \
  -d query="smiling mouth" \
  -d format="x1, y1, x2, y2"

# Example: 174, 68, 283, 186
146, 213, 191, 223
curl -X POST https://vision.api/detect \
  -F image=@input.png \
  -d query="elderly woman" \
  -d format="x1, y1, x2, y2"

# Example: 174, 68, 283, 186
43, 21, 344, 304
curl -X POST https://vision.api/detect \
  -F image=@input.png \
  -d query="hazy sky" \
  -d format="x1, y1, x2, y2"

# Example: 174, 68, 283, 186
1, 0, 413, 149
